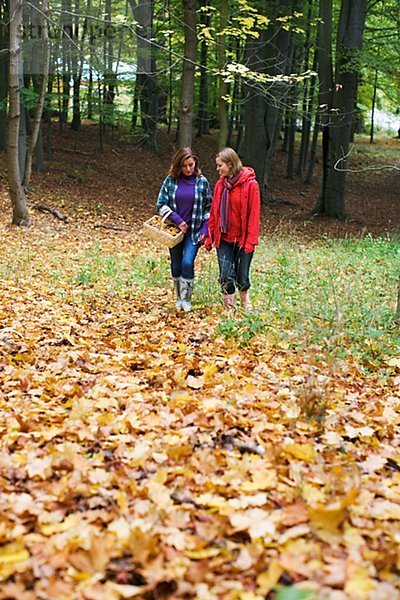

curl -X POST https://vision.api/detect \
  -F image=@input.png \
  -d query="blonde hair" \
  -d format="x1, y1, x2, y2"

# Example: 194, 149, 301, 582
216, 147, 243, 177
169, 147, 201, 179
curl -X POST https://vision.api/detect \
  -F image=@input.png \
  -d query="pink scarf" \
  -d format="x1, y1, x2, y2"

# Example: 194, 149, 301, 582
220, 170, 242, 233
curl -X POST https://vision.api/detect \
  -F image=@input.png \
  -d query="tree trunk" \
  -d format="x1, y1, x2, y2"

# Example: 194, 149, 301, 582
315, 0, 368, 219
7, 0, 29, 226
167, 0, 173, 133
102, 0, 116, 132
178, 0, 197, 148
197, 5, 210, 137
285, 40, 297, 178
45, 76, 53, 159
369, 69, 378, 144
286, 110, 296, 179
242, 32, 269, 196
217, 0, 229, 149
61, 0, 72, 124
70, 0, 82, 131
71, 0, 90, 131
0, 0, 8, 150
242, 0, 293, 200
298, 52, 317, 177
23, 0, 50, 188
296, 0, 314, 176
305, 107, 320, 184
228, 40, 243, 150
128, 0, 158, 151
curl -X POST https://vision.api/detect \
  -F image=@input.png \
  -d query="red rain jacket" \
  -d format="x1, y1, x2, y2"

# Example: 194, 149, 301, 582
206, 166, 260, 253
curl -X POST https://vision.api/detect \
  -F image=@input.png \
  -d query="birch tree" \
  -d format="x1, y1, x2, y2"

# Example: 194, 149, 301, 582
7, 0, 29, 225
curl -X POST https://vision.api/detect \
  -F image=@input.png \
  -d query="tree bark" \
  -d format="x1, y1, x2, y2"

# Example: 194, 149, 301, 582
315, 0, 368, 219
70, 0, 82, 131
296, 0, 314, 176
242, 0, 293, 201
0, 0, 8, 150
197, 5, 210, 137
61, 0, 72, 124
128, 0, 158, 151
313, 0, 333, 211
7, 0, 30, 226
23, 0, 50, 188
217, 0, 228, 149
369, 69, 378, 144
178, 0, 197, 148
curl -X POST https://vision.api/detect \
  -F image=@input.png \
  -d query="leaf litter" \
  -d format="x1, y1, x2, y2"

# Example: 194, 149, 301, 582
0, 129, 399, 599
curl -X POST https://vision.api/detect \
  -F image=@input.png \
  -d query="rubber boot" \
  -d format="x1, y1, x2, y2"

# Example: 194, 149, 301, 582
173, 277, 182, 309
180, 278, 193, 312
239, 290, 252, 311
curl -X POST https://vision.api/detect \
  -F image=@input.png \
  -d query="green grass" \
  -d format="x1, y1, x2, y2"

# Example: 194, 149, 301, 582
1, 234, 398, 373
214, 235, 399, 371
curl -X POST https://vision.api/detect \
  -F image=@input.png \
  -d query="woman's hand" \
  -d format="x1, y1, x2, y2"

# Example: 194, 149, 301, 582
199, 233, 207, 245
178, 221, 188, 233
204, 237, 213, 251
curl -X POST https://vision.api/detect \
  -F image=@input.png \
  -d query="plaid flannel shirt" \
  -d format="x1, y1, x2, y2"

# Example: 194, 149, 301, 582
156, 175, 212, 244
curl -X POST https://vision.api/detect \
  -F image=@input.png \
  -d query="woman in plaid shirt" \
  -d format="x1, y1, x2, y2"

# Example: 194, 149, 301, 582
157, 148, 212, 312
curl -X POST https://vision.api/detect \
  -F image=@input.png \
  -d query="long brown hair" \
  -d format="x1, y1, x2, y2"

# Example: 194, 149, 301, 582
168, 147, 201, 179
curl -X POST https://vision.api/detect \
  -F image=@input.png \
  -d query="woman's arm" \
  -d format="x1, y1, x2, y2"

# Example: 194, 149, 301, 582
200, 177, 212, 236
156, 177, 183, 226
244, 181, 261, 252
157, 177, 173, 216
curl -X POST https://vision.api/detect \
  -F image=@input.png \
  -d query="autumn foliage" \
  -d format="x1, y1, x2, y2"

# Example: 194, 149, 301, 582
0, 130, 399, 599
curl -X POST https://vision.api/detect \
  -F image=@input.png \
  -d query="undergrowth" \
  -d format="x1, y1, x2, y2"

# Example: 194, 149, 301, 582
1, 233, 398, 374
212, 235, 399, 372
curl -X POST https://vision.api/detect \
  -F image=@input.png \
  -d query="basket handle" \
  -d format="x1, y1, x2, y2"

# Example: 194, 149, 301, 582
158, 213, 169, 229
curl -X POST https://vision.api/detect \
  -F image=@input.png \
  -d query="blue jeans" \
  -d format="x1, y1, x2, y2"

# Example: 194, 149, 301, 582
169, 235, 199, 280
217, 239, 254, 294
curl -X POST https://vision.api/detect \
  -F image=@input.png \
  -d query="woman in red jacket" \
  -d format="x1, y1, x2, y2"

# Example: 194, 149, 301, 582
206, 147, 261, 310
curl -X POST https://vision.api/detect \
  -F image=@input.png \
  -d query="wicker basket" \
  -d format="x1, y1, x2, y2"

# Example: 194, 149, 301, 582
143, 214, 184, 248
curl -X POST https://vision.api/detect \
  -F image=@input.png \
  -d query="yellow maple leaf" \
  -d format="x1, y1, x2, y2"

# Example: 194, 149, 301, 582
184, 547, 222, 559
308, 488, 358, 531
41, 514, 79, 536
202, 363, 219, 381
256, 558, 283, 595
0, 541, 29, 565
283, 442, 317, 462
344, 565, 376, 599
240, 471, 276, 492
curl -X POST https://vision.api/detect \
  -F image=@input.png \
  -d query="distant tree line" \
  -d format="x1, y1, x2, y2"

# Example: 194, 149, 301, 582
1, 0, 399, 226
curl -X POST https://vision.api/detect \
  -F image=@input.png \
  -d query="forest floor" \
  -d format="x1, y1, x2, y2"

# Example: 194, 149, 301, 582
0, 126, 399, 600
1, 123, 398, 237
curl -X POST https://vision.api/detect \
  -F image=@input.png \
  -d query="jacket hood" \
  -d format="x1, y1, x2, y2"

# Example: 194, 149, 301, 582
237, 166, 256, 184
220, 166, 256, 187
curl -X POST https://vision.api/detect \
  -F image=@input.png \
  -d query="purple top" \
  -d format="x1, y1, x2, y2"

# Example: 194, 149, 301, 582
169, 175, 208, 235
